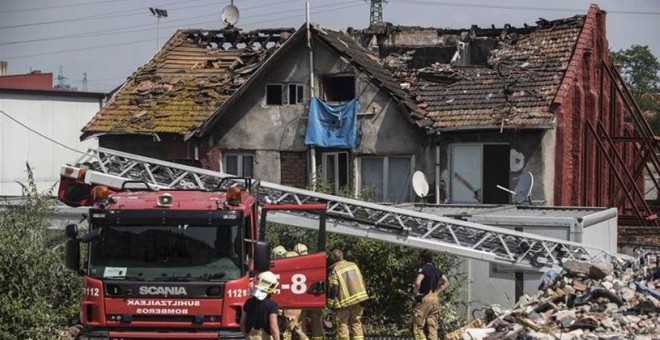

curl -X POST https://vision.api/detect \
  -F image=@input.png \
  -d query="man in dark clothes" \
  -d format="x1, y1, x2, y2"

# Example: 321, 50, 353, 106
412, 249, 449, 340
241, 271, 281, 340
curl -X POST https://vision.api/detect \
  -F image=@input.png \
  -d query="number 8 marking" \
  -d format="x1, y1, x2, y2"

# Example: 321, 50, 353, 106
290, 274, 307, 294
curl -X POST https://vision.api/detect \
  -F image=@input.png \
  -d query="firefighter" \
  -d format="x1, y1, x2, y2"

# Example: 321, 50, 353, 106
282, 250, 308, 340
412, 249, 449, 340
294, 243, 324, 340
241, 271, 281, 340
327, 248, 369, 340
272, 245, 287, 259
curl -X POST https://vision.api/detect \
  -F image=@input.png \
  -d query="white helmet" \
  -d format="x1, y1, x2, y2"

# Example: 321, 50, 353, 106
271, 245, 287, 259
253, 271, 279, 299
293, 243, 308, 255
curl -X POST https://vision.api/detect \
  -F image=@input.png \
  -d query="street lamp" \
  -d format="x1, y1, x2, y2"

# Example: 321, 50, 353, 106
149, 7, 168, 50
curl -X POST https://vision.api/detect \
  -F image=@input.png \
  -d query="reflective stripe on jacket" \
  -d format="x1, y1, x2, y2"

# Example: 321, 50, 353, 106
327, 260, 368, 309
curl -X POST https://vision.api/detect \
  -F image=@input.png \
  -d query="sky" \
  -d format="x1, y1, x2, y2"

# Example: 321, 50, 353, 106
0, 0, 658, 93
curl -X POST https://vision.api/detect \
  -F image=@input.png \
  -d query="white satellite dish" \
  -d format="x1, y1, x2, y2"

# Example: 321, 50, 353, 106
513, 172, 533, 204
221, 4, 240, 27
496, 171, 534, 204
412, 171, 430, 198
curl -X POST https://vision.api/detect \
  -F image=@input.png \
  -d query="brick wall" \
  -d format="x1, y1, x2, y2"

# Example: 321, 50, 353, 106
280, 151, 307, 189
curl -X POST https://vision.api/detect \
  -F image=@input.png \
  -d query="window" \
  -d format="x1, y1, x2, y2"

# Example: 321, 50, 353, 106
450, 144, 509, 204
322, 75, 355, 102
321, 152, 349, 194
288, 84, 304, 105
266, 84, 283, 105
223, 153, 255, 178
266, 83, 305, 105
360, 156, 413, 203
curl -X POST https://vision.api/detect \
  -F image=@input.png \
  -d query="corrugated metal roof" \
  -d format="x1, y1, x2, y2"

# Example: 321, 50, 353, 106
400, 204, 616, 227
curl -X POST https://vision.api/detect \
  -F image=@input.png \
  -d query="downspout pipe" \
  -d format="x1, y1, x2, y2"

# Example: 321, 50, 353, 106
435, 142, 441, 204
307, 1, 317, 190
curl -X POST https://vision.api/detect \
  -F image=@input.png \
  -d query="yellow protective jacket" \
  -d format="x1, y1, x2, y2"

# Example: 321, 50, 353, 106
327, 260, 369, 309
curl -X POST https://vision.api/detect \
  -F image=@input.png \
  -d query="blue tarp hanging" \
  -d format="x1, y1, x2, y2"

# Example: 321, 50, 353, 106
305, 97, 359, 148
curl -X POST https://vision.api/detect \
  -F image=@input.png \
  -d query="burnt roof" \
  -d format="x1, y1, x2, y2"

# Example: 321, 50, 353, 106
371, 14, 588, 131
82, 28, 294, 138
313, 25, 428, 123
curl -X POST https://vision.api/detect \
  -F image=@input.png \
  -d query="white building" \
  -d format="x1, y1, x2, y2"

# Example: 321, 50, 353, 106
0, 68, 105, 195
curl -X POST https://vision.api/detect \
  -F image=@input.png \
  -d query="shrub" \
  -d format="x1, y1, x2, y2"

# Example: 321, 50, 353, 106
0, 164, 81, 340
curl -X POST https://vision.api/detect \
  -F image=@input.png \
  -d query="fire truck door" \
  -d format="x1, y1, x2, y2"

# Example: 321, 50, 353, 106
269, 252, 327, 309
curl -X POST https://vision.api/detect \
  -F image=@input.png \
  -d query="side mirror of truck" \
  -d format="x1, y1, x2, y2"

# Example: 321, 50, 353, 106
254, 242, 271, 273
65, 223, 78, 239
65, 239, 81, 274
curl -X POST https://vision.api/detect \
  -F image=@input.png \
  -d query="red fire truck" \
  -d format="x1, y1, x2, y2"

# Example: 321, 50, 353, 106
59, 165, 328, 339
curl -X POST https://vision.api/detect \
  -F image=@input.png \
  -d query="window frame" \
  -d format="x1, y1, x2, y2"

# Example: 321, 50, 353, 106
321, 151, 349, 194
321, 74, 356, 103
358, 155, 414, 203
287, 83, 305, 105
222, 152, 255, 178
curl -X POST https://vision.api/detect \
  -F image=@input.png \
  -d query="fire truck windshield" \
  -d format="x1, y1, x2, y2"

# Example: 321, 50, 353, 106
87, 224, 242, 281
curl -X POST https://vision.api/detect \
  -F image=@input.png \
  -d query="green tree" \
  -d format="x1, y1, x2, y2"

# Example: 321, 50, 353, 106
610, 45, 660, 92
0, 164, 82, 340
610, 45, 660, 135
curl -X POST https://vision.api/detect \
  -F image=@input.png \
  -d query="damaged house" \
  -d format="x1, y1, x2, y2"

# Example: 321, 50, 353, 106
81, 4, 657, 236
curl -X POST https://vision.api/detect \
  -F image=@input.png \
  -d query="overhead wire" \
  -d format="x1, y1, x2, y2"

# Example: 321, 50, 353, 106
389, 0, 660, 16
0, 108, 85, 155
0, 0, 215, 29
0, 0, 133, 14
1, 1, 362, 60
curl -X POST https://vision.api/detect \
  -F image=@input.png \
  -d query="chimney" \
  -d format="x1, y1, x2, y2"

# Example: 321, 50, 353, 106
0, 61, 7, 76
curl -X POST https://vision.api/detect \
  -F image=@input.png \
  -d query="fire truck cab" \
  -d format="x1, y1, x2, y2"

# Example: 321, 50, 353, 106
60, 168, 327, 339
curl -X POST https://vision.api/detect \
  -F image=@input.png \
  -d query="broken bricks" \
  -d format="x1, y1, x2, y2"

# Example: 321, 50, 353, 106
456, 262, 660, 339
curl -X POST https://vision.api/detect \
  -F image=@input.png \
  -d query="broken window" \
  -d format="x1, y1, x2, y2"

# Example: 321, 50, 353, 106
360, 156, 413, 203
322, 75, 355, 102
267, 83, 304, 105
223, 153, 255, 178
288, 84, 304, 105
321, 151, 349, 194
266, 84, 284, 105
449, 144, 510, 204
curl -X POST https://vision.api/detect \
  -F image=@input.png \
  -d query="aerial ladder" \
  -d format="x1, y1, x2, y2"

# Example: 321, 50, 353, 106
63, 147, 621, 271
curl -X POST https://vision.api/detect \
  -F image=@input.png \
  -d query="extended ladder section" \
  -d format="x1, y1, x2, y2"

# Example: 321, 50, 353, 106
66, 147, 619, 270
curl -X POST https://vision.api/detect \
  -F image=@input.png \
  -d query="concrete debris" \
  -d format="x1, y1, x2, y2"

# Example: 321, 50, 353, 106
454, 263, 660, 339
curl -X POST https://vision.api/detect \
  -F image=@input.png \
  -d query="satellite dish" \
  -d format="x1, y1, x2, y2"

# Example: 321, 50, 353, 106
412, 171, 430, 198
221, 4, 240, 27
496, 171, 534, 204
513, 172, 534, 204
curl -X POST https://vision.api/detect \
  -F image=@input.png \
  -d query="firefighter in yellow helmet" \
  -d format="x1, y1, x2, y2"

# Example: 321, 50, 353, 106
272, 245, 287, 260
293, 243, 324, 340
282, 250, 308, 340
327, 249, 368, 340
240, 271, 281, 340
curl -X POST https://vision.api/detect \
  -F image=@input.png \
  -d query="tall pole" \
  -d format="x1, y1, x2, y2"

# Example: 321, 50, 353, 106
367, 0, 385, 25
150, 8, 168, 51
307, 1, 317, 190
156, 16, 161, 50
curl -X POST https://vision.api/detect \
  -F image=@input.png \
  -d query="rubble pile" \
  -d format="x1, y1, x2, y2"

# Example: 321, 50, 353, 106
458, 258, 660, 340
